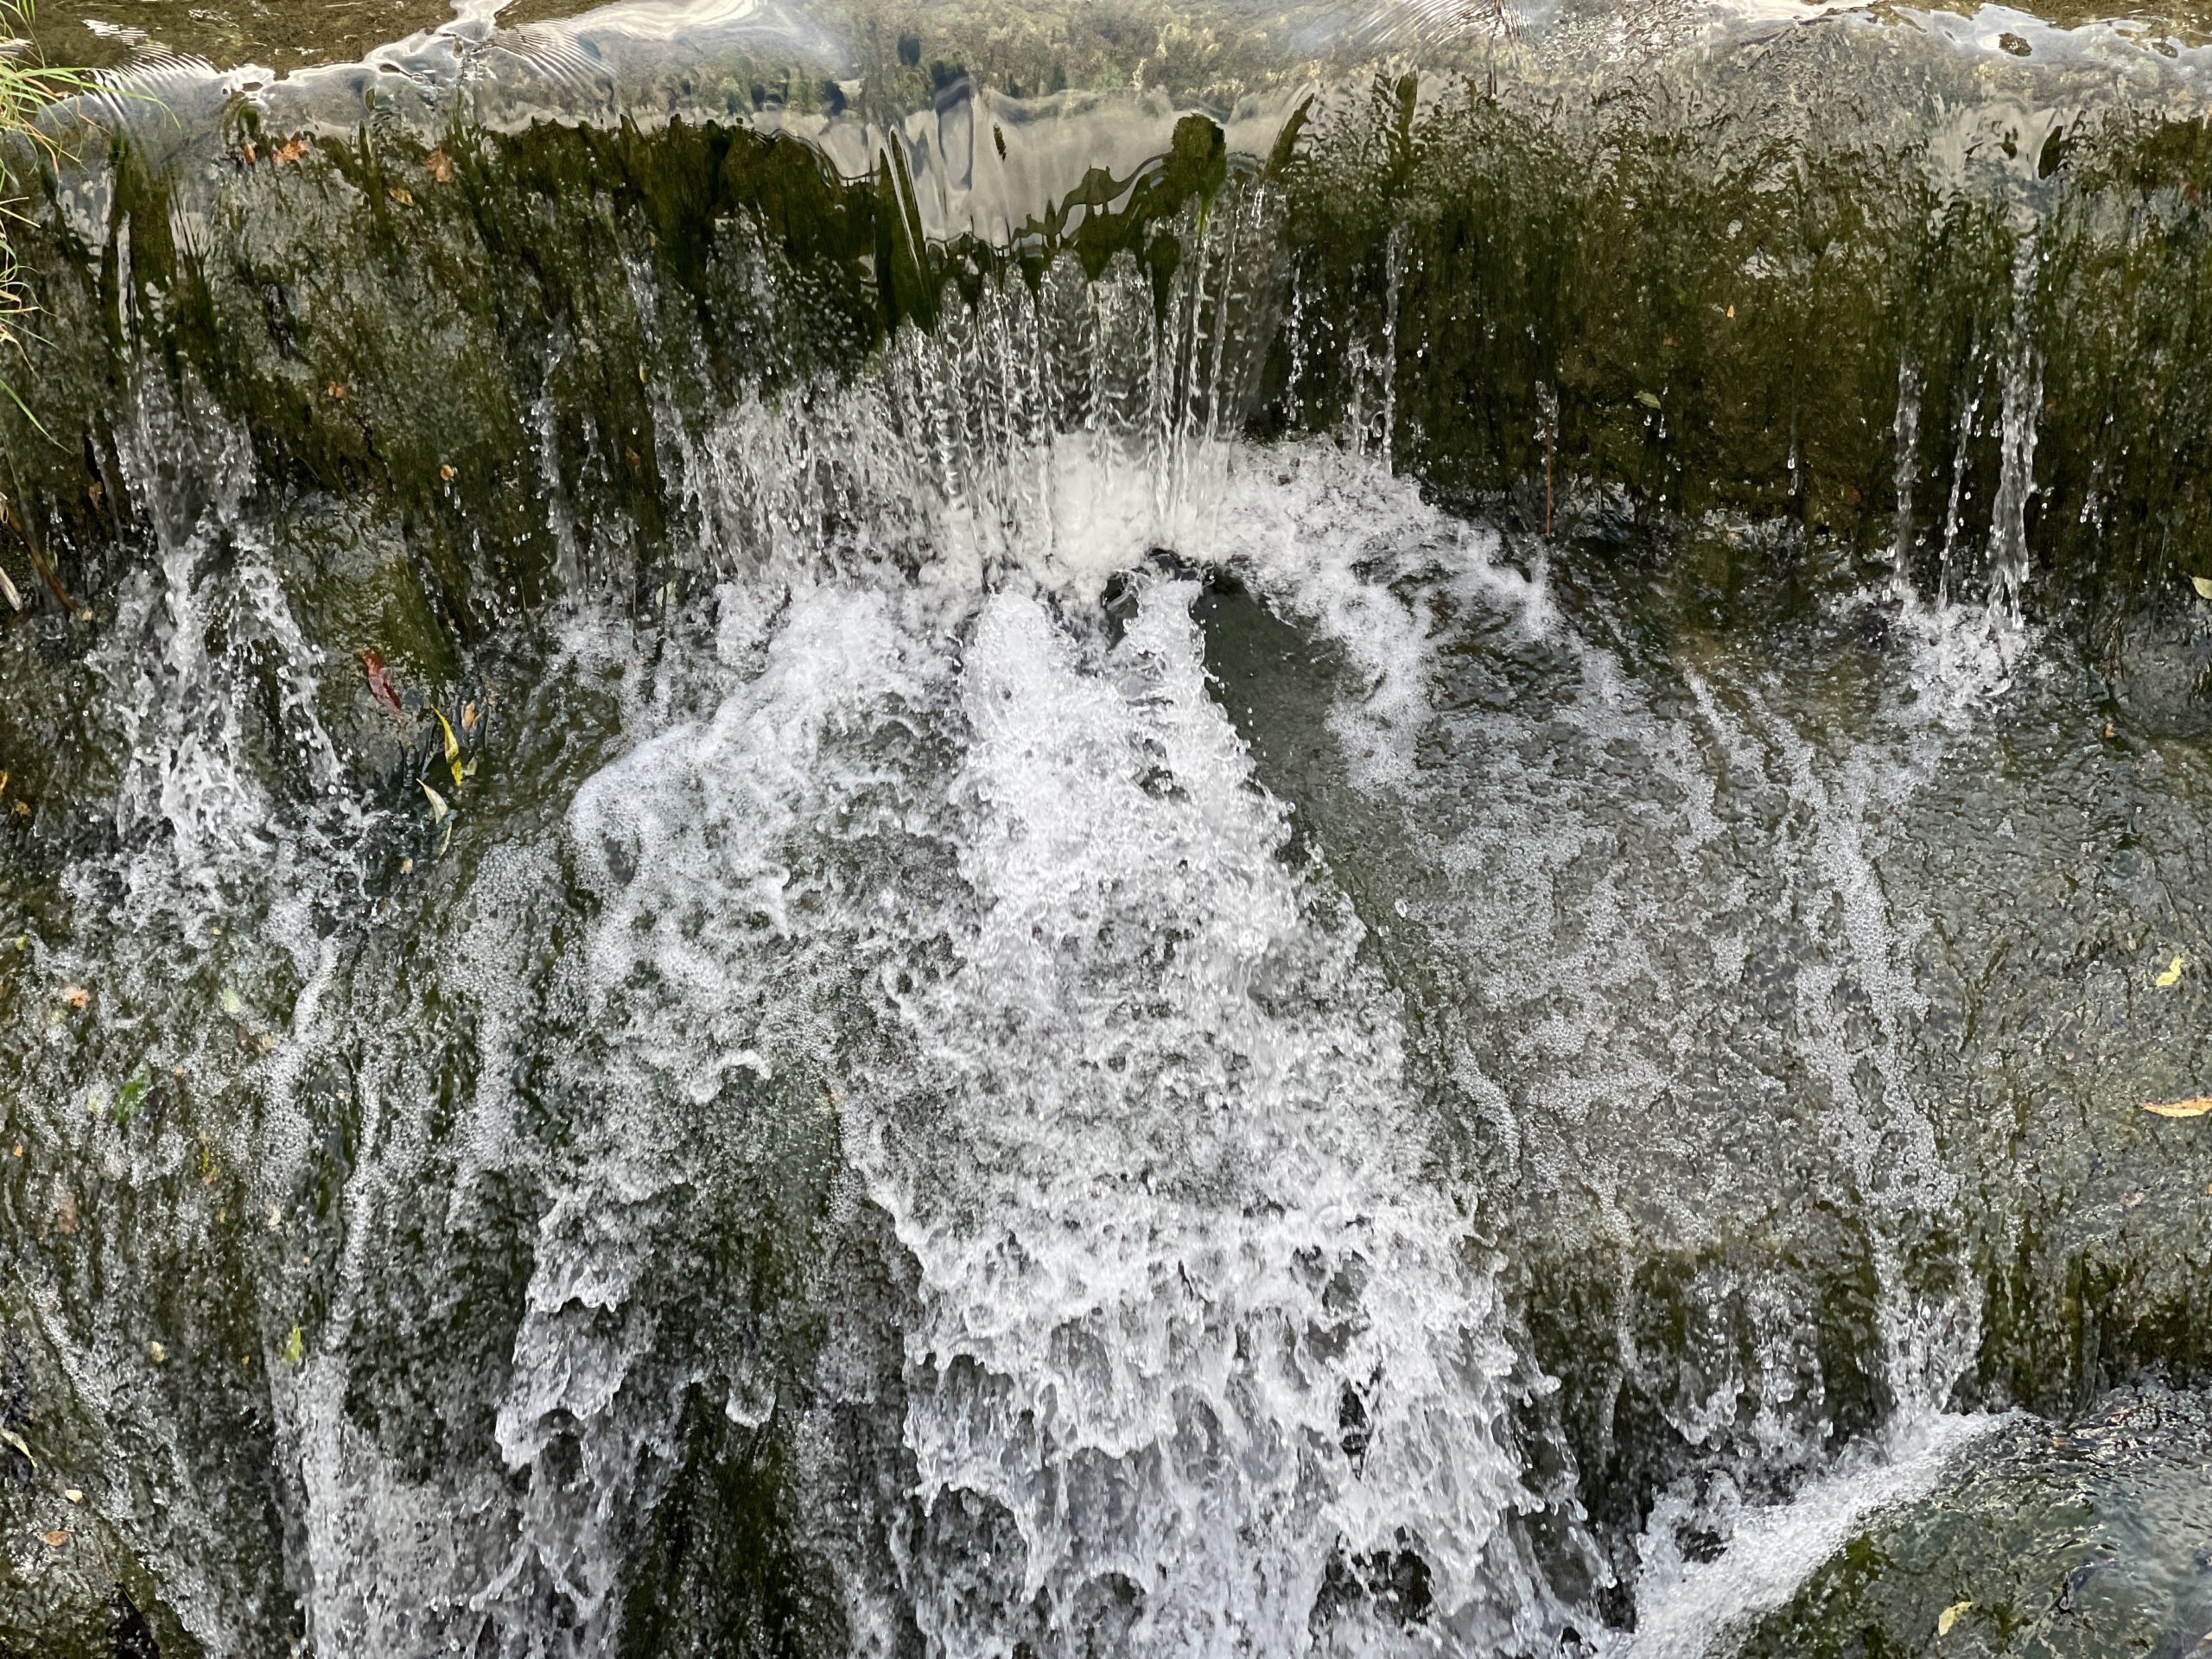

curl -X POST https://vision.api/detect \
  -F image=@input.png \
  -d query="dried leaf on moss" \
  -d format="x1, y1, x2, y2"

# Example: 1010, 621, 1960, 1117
2144, 1096, 2212, 1118
361, 649, 403, 717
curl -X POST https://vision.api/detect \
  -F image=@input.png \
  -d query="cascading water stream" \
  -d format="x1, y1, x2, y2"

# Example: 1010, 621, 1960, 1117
0, 243, 2066, 1656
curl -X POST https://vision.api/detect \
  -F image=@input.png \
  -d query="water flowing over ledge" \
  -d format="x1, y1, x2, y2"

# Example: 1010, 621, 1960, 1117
11, 0, 2212, 632
0, 3, 2210, 1657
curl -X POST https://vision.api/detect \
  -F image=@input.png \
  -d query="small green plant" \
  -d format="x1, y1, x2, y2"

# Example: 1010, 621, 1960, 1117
0, 2, 102, 418
0, 0, 106, 610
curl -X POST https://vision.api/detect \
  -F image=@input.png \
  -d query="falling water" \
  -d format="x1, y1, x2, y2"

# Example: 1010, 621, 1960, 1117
1985, 241, 2045, 633
6, 10, 2212, 1659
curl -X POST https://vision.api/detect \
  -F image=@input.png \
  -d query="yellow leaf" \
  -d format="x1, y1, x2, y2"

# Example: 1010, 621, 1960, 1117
387, 183, 414, 207
1939, 1600, 1972, 1637
282, 1325, 304, 1366
2145, 1096, 2212, 1118
2158, 955, 2185, 988
434, 709, 463, 788
2194, 575, 2212, 600
0, 1424, 33, 1466
420, 780, 448, 823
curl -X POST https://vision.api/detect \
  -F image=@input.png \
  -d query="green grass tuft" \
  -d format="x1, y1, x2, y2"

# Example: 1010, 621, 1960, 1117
0, 3, 103, 386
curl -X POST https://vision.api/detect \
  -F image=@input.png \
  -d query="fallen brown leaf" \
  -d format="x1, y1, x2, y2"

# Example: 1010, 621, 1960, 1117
57, 984, 88, 1010
272, 136, 310, 165
424, 147, 455, 183
40, 1529, 67, 1548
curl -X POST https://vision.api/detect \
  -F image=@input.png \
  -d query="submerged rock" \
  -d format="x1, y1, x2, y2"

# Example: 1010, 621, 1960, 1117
1730, 1384, 2212, 1659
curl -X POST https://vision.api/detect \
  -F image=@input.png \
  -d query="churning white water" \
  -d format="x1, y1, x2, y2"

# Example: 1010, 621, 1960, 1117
561, 462, 1559, 1653
546, 416, 2005, 1655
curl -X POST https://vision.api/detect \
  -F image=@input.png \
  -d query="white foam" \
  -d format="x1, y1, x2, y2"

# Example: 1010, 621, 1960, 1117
869, 582, 1533, 1654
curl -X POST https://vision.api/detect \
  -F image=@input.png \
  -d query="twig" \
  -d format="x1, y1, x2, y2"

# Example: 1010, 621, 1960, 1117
0, 488, 78, 611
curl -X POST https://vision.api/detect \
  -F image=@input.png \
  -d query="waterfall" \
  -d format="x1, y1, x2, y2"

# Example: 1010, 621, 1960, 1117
6, 9, 2212, 1659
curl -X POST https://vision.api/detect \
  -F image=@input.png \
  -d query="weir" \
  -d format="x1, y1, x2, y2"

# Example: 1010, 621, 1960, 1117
1, 2, 2210, 1656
